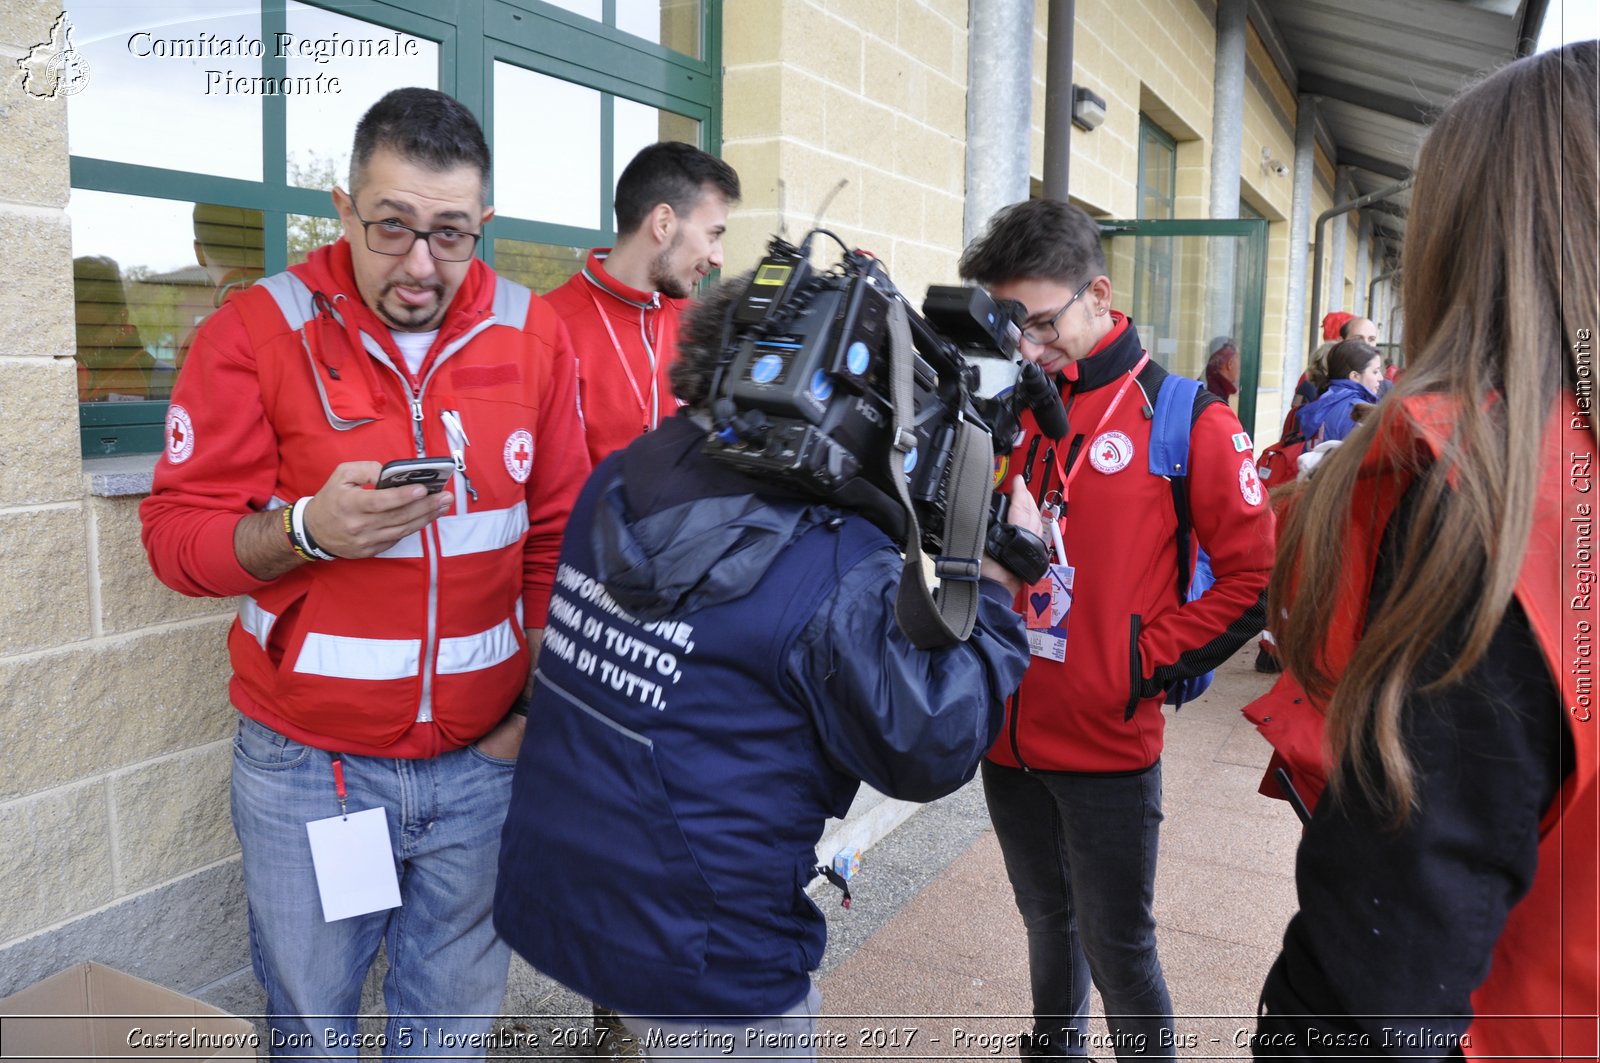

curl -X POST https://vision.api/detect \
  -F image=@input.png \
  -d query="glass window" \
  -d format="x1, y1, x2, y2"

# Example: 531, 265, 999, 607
542, 0, 604, 19
285, 0, 439, 191
613, 98, 702, 180
614, 97, 660, 176
288, 213, 346, 266
68, 191, 265, 404
67, 0, 264, 180
1138, 117, 1177, 221
492, 63, 601, 228
493, 238, 586, 295
617, 0, 701, 58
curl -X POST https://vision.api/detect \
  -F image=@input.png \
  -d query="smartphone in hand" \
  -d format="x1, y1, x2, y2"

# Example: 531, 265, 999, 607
376, 457, 456, 493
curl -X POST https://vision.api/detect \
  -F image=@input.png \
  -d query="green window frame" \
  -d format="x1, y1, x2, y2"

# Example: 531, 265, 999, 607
1129, 116, 1179, 364
1137, 116, 1177, 222
71, 0, 722, 457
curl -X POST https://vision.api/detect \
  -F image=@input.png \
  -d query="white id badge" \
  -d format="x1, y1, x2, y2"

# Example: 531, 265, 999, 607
1024, 562, 1074, 662
305, 807, 402, 922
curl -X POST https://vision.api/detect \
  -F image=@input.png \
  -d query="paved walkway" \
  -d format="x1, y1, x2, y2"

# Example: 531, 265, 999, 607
811, 643, 1302, 1060
496, 644, 1302, 1060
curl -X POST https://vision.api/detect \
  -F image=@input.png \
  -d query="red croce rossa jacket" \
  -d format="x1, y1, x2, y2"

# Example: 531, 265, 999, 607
543, 249, 685, 466
1243, 394, 1598, 1061
989, 313, 1276, 773
141, 240, 590, 758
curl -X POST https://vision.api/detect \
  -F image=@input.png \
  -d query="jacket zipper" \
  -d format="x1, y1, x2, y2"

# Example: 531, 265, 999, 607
1007, 689, 1031, 770
1124, 614, 1145, 721
358, 312, 501, 725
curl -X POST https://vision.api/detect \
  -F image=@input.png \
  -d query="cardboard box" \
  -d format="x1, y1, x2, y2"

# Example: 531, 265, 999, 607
0, 963, 255, 1061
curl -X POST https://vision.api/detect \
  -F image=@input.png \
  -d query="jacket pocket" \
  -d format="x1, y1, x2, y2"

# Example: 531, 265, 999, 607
1124, 614, 1144, 721
502, 673, 716, 975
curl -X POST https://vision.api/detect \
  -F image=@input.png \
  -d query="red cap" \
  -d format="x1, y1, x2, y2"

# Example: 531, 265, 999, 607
1321, 311, 1354, 341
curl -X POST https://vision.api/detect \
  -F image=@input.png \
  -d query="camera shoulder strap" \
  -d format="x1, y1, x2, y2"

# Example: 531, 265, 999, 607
884, 300, 992, 648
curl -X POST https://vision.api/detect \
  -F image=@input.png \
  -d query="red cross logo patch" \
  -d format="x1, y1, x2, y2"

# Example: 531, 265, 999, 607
503, 429, 534, 483
1239, 457, 1264, 507
165, 405, 195, 464
1088, 430, 1134, 475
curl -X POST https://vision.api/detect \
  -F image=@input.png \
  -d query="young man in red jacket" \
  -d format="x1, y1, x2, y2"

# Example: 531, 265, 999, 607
544, 141, 739, 464
140, 88, 589, 1057
960, 200, 1275, 1060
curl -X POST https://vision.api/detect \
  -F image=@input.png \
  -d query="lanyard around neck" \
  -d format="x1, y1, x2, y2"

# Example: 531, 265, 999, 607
585, 282, 658, 432
1049, 352, 1150, 507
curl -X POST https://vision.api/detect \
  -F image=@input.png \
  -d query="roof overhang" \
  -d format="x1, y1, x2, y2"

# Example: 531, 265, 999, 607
1251, 0, 1549, 262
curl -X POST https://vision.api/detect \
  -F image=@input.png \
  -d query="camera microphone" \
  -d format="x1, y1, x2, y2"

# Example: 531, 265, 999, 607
1017, 361, 1069, 440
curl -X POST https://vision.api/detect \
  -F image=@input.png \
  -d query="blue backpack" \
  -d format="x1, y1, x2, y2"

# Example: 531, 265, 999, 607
1142, 370, 1221, 709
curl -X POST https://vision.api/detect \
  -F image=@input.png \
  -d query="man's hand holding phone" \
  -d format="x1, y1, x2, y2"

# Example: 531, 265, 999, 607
302, 459, 455, 559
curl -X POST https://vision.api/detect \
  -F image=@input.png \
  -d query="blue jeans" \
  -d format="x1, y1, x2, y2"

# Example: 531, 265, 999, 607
230, 714, 515, 1060
981, 760, 1174, 1062
621, 983, 822, 1060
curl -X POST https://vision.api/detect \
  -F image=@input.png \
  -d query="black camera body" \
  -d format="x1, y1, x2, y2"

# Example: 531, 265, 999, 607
704, 235, 1024, 554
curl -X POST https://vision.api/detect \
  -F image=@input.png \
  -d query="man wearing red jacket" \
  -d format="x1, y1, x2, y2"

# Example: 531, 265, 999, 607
544, 141, 739, 464
140, 88, 589, 1058
960, 200, 1274, 1061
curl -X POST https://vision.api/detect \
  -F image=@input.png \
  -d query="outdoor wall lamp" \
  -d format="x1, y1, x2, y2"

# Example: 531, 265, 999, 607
1071, 85, 1106, 131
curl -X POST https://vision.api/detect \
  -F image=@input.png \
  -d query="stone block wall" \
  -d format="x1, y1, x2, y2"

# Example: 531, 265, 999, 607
0, 6, 247, 1003
722, 0, 972, 299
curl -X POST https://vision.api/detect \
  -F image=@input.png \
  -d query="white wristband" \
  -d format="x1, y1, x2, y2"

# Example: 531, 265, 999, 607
290, 497, 338, 562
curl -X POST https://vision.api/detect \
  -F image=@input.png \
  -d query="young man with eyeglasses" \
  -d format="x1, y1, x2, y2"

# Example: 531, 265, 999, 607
141, 87, 589, 1058
959, 199, 1274, 1061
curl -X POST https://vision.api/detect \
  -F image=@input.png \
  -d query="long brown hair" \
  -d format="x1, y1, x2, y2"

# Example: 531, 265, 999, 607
1271, 41, 1599, 822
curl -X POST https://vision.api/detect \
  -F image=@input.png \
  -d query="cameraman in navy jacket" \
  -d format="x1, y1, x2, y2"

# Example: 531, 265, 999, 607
495, 277, 1033, 1057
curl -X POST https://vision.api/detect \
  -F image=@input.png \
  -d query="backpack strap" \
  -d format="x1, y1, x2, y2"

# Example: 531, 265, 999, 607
1139, 364, 1222, 599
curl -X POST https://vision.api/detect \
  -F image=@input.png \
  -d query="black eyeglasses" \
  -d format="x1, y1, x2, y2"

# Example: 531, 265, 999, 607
351, 205, 482, 262
1019, 278, 1093, 345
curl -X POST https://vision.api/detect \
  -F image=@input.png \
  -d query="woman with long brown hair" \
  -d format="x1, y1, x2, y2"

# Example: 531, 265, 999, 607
1251, 40, 1597, 1059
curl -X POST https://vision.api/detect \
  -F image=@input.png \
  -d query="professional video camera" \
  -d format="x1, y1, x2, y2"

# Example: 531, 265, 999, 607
703, 230, 1065, 647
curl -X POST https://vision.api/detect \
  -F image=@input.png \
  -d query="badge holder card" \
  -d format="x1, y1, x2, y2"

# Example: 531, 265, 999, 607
1025, 498, 1073, 662
306, 758, 402, 922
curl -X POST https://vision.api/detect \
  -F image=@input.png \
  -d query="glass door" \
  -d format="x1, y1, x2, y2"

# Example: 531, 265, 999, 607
1098, 218, 1268, 437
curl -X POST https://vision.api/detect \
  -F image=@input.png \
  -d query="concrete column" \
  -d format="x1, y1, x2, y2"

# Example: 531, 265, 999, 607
1353, 213, 1372, 316
1328, 169, 1350, 312
963, 0, 1034, 245
1283, 95, 1317, 386
1208, 0, 1247, 222
1386, 277, 1403, 351
1205, 0, 1247, 346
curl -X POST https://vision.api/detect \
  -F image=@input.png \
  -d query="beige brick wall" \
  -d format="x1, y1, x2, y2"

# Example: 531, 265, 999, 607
1042, 0, 1216, 218
0, 7, 239, 970
722, 0, 970, 300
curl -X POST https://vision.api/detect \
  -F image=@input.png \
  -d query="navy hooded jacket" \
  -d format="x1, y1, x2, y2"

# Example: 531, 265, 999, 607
494, 412, 1029, 1019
